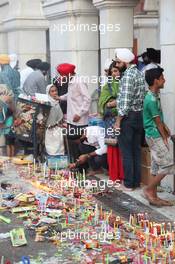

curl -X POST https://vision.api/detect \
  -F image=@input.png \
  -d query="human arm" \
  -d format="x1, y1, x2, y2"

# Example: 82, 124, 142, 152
59, 93, 68, 101
154, 116, 169, 149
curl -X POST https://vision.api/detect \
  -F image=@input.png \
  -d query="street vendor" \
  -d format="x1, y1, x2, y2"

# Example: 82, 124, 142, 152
69, 125, 108, 176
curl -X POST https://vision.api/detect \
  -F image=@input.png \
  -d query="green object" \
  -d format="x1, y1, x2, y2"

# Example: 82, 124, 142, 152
10, 228, 27, 247
12, 206, 37, 213
143, 91, 164, 138
0, 215, 11, 224
98, 79, 119, 116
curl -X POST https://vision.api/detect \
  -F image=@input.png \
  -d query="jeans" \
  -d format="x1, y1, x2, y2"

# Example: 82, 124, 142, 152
118, 111, 143, 188
79, 142, 108, 171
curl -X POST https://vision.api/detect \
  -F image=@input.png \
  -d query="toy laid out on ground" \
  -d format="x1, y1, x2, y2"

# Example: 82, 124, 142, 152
13, 97, 51, 161
0, 160, 175, 263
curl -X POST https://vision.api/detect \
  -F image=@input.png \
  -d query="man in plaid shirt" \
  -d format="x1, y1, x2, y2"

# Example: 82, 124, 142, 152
114, 48, 145, 191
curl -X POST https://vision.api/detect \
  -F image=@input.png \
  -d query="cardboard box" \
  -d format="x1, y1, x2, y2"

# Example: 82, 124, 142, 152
141, 147, 151, 166
141, 147, 153, 185
141, 165, 152, 185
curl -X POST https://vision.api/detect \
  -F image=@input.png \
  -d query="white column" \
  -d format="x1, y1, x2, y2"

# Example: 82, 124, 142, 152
0, 1, 9, 53
93, 0, 139, 75
43, 0, 99, 95
3, 0, 48, 69
160, 0, 175, 191
134, 0, 159, 55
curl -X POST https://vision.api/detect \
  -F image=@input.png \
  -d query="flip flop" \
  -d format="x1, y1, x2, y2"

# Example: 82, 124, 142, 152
142, 190, 162, 207
156, 198, 174, 206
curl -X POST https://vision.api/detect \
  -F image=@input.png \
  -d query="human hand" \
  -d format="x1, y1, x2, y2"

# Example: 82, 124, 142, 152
77, 154, 89, 165
73, 114, 81, 122
163, 138, 169, 150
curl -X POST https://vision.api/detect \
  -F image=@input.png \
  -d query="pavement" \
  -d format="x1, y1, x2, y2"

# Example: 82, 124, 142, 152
95, 173, 175, 222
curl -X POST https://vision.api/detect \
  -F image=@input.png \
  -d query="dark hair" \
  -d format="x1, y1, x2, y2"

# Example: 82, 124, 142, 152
145, 67, 164, 86
108, 61, 119, 76
26, 59, 42, 69
37, 62, 50, 71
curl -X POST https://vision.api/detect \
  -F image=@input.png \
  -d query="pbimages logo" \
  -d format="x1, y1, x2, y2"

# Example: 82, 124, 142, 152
59, 178, 121, 191
52, 23, 121, 35
58, 229, 121, 242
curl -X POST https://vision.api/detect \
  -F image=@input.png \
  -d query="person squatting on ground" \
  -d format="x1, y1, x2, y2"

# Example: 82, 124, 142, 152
69, 125, 108, 176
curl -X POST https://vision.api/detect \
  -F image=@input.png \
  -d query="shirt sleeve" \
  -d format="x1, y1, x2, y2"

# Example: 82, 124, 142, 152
95, 136, 107, 155
117, 74, 135, 116
147, 99, 160, 118
76, 82, 91, 117
37, 76, 47, 94
60, 94, 68, 101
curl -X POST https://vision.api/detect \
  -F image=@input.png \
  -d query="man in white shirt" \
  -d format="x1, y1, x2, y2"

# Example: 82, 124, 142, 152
58, 63, 91, 162
69, 126, 108, 174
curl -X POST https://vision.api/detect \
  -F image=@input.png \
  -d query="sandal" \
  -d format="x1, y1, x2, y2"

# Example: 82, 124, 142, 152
156, 198, 174, 206
142, 189, 162, 207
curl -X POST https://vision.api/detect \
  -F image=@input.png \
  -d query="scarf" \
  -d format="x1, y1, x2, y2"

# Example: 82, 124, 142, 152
0, 64, 20, 99
46, 84, 63, 126
98, 78, 119, 117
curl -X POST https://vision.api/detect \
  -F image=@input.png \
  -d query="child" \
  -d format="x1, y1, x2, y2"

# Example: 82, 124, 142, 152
143, 67, 174, 206
45, 84, 64, 156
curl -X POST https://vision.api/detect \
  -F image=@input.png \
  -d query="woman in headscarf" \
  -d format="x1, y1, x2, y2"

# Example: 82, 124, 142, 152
98, 61, 124, 182
0, 54, 20, 99
45, 84, 65, 156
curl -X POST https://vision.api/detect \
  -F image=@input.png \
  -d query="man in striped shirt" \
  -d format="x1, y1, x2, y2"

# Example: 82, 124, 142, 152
114, 48, 145, 191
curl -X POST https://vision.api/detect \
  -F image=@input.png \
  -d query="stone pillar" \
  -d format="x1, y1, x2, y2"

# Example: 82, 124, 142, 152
3, 0, 48, 69
160, 0, 175, 191
0, 1, 9, 53
134, 0, 159, 55
93, 0, 139, 75
43, 0, 99, 95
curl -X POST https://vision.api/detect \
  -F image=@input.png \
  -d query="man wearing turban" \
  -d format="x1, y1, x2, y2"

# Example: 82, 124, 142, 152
114, 48, 145, 191
58, 63, 91, 162
23, 62, 50, 96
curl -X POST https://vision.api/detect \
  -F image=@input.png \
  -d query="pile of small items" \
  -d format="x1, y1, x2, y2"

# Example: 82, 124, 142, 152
0, 160, 175, 263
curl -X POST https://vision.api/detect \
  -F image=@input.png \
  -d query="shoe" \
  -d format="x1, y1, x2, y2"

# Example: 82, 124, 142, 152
142, 189, 163, 207
121, 185, 134, 192
156, 198, 174, 206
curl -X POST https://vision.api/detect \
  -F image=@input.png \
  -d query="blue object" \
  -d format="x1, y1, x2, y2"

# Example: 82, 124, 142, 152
88, 117, 105, 127
47, 155, 69, 169
21, 256, 30, 264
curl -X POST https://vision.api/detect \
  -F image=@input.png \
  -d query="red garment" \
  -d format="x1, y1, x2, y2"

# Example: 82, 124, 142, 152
107, 146, 124, 181
56, 63, 76, 76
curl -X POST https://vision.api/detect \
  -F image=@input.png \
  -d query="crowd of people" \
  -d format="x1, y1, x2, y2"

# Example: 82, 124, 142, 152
0, 47, 174, 207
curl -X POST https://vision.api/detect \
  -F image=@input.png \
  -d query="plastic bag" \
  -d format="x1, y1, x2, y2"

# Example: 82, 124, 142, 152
45, 127, 64, 155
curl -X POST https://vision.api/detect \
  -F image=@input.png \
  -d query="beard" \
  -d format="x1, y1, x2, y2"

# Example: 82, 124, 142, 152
119, 65, 127, 73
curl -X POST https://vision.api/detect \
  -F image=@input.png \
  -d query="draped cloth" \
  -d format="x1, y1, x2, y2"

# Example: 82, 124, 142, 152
0, 64, 20, 99
98, 79, 119, 117
99, 78, 124, 182
107, 146, 124, 182
45, 84, 64, 156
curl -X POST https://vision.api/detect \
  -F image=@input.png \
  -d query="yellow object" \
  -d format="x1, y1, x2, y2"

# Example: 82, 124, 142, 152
0, 54, 10, 65
12, 157, 33, 165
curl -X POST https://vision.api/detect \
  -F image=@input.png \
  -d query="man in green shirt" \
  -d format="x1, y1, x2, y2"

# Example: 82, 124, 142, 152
143, 67, 174, 206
